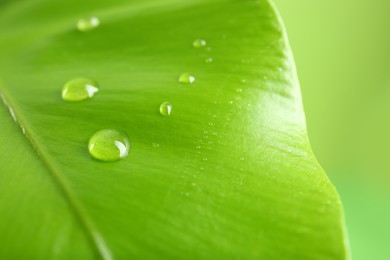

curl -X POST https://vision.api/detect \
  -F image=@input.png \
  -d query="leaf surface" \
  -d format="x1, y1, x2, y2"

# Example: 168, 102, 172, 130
0, 0, 349, 259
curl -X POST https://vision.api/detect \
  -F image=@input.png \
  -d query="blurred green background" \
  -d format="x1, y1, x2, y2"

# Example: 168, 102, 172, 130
274, 0, 390, 259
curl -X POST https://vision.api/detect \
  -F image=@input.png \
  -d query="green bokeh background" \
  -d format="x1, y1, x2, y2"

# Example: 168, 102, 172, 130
274, 0, 390, 259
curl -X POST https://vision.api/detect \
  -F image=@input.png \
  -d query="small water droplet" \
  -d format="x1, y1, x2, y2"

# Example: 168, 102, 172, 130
205, 57, 213, 63
241, 79, 247, 83
193, 39, 207, 48
236, 88, 242, 93
77, 16, 100, 32
178, 73, 195, 84
278, 67, 283, 72
228, 100, 234, 104
208, 122, 214, 126
152, 143, 160, 148
191, 182, 197, 187
202, 158, 208, 161
240, 157, 245, 161
62, 77, 99, 102
8, 107, 16, 122
159, 101, 172, 116
88, 129, 130, 162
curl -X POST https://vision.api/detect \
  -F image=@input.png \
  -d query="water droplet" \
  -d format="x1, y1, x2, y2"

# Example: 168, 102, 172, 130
240, 157, 245, 161
8, 107, 16, 122
236, 88, 242, 93
191, 182, 197, 187
62, 77, 99, 102
228, 100, 234, 104
241, 79, 247, 83
88, 129, 130, 162
193, 39, 207, 48
178, 73, 195, 84
77, 16, 100, 32
203, 158, 208, 161
152, 143, 160, 148
205, 57, 213, 63
159, 101, 172, 116
196, 145, 201, 149
208, 122, 214, 126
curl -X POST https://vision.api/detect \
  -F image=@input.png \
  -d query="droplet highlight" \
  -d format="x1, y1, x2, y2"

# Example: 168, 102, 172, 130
160, 101, 172, 116
178, 73, 195, 84
62, 77, 99, 102
193, 39, 207, 48
88, 129, 130, 162
77, 16, 100, 32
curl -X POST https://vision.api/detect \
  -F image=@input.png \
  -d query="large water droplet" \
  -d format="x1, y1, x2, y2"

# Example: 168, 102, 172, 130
62, 77, 99, 102
160, 101, 172, 116
178, 73, 195, 84
88, 129, 130, 162
77, 17, 100, 32
193, 39, 207, 48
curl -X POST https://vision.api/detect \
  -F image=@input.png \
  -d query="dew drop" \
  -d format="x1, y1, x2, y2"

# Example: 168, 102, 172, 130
8, 107, 16, 122
88, 129, 130, 162
62, 77, 99, 102
205, 57, 213, 63
193, 39, 207, 48
77, 16, 100, 32
152, 143, 160, 148
236, 88, 243, 93
178, 73, 195, 84
160, 101, 172, 116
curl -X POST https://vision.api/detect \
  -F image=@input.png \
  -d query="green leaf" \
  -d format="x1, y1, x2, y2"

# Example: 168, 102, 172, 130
0, 0, 349, 259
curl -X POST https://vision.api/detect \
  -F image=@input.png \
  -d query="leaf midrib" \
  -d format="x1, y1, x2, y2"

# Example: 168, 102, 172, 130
0, 84, 111, 260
